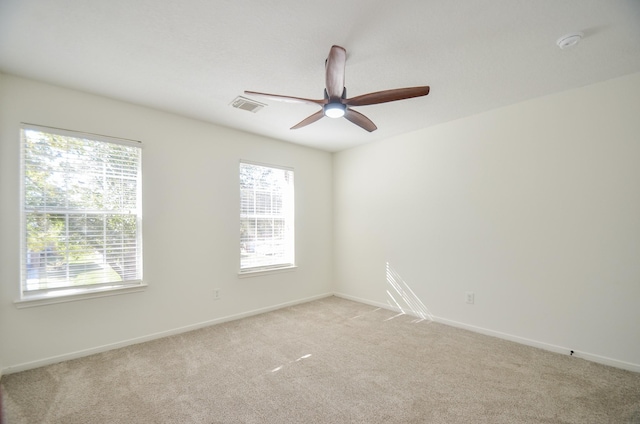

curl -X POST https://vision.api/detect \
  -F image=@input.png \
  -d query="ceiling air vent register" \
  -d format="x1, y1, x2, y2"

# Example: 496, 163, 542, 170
230, 96, 266, 113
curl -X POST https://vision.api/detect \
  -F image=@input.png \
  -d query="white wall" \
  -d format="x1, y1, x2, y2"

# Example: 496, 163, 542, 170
333, 72, 640, 371
0, 74, 333, 373
2, 72, 639, 375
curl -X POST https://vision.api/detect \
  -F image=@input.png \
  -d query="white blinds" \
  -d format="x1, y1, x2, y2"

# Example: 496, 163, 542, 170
240, 162, 294, 271
20, 125, 142, 294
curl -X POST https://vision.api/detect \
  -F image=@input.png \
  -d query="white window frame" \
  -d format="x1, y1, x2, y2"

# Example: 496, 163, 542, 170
239, 160, 295, 276
17, 124, 144, 306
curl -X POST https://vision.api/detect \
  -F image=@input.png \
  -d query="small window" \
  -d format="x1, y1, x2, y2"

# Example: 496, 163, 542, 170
239, 161, 294, 273
20, 124, 143, 300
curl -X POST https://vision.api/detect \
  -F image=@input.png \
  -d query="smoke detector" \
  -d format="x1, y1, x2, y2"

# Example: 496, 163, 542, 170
557, 32, 583, 49
230, 96, 266, 113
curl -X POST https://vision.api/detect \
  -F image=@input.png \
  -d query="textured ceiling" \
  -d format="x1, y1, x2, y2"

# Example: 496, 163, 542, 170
1, 0, 639, 152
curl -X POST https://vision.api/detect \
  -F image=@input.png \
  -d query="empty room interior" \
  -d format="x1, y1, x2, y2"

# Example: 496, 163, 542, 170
1, 0, 639, 422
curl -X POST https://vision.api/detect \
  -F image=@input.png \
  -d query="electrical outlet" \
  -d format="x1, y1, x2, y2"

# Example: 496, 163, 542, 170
465, 291, 474, 304
214, 289, 221, 300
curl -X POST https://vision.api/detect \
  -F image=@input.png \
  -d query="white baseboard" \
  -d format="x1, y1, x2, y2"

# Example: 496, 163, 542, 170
4, 291, 638, 375
1, 292, 333, 375
333, 292, 640, 374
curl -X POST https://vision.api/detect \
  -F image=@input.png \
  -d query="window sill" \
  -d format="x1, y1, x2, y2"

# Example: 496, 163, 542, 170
14, 283, 148, 308
238, 265, 297, 279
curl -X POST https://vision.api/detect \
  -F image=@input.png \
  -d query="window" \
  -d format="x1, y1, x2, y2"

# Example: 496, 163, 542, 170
240, 161, 294, 273
20, 124, 143, 301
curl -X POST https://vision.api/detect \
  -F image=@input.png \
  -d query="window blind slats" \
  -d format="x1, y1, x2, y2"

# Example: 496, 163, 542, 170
239, 162, 294, 271
20, 127, 142, 295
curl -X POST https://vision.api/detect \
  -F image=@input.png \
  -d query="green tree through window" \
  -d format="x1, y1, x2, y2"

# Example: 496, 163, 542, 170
21, 125, 142, 297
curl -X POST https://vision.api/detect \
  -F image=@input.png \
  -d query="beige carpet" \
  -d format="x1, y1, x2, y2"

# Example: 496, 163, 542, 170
2, 296, 640, 423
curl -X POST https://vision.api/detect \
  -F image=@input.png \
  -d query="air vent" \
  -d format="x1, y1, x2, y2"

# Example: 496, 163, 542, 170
230, 96, 266, 113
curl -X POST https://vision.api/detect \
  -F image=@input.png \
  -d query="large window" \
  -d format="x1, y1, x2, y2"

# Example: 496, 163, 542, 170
240, 161, 294, 273
20, 124, 143, 300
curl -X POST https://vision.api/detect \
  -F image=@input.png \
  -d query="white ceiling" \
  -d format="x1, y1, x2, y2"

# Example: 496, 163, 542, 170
1, 0, 639, 152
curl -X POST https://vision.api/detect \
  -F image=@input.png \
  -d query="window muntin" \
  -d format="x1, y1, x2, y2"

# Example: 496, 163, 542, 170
20, 125, 143, 299
240, 161, 294, 272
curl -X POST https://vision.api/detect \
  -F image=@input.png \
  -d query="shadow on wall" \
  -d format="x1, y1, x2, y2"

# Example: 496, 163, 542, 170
386, 262, 433, 323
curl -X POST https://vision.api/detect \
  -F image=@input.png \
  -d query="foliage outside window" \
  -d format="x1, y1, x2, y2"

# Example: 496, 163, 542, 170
20, 124, 143, 299
240, 161, 294, 272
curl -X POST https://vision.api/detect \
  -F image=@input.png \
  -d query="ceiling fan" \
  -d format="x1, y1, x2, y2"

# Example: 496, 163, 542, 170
245, 45, 430, 132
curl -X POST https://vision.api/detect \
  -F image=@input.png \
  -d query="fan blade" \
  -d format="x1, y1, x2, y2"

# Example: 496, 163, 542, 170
344, 109, 377, 132
291, 110, 325, 129
244, 91, 326, 106
325, 45, 347, 101
344, 86, 430, 107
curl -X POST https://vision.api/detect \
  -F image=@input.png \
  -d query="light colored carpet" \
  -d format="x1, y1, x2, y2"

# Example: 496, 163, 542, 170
2, 296, 640, 423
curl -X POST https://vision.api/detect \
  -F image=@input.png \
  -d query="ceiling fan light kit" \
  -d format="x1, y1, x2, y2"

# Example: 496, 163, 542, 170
324, 102, 346, 118
245, 45, 430, 132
